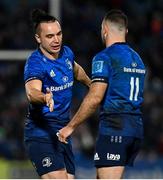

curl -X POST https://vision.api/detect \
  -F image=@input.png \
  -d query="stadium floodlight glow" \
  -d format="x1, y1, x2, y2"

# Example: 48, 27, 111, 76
0, 50, 33, 60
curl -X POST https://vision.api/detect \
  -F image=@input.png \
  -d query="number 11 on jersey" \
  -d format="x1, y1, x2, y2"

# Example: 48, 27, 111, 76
129, 77, 139, 101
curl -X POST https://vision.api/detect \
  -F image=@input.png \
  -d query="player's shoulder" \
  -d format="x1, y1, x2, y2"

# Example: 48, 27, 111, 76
127, 45, 139, 55
25, 49, 44, 70
27, 49, 42, 63
127, 46, 145, 66
62, 45, 74, 56
93, 48, 110, 62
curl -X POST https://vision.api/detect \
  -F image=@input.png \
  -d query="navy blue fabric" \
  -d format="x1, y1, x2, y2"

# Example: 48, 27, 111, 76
94, 134, 142, 167
25, 137, 75, 176
91, 43, 145, 138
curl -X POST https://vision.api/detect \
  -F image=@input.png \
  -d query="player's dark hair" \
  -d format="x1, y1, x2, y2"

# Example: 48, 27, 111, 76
104, 9, 128, 29
31, 9, 57, 33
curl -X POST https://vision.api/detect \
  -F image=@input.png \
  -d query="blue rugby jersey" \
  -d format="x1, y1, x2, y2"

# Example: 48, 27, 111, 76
92, 42, 146, 137
24, 46, 74, 139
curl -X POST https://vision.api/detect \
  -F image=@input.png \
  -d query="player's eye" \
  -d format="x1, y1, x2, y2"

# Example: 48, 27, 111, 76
46, 34, 54, 38
57, 31, 62, 36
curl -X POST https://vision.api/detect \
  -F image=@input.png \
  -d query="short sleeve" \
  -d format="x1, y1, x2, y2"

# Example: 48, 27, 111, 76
24, 56, 45, 83
91, 53, 111, 83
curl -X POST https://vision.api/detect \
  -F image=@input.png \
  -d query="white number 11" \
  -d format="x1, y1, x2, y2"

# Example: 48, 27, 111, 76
129, 77, 139, 101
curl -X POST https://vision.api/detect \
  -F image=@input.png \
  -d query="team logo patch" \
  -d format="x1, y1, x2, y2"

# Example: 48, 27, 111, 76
92, 61, 104, 73
50, 70, 56, 77
42, 157, 52, 167
65, 58, 73, 69
62, 76, 68, 82
131, 62, 137, 67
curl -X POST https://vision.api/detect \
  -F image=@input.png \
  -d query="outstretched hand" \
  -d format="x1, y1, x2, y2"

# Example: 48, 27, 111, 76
45, 87, 54, 112
57, 126, 74, 144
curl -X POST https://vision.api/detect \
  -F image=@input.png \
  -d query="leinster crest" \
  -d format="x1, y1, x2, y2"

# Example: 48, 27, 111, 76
65, 58, 73, 69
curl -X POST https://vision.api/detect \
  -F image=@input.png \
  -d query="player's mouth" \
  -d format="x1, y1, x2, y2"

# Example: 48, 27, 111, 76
51, 45, 60, 50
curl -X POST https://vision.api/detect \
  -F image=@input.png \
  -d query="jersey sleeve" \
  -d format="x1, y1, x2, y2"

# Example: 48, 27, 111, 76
91, 53, 111, 83
24, 56, 45, 83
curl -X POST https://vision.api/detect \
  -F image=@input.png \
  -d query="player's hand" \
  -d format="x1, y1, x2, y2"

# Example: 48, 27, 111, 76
44, 87, 54, 112
57, 126, 74, 144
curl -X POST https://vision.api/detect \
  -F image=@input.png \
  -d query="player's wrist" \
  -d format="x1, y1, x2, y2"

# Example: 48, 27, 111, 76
67, 124, 75, 131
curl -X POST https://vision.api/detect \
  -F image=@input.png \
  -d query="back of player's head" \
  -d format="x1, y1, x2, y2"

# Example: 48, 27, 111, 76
31, 9, 57, 33
103, 9, 128, 31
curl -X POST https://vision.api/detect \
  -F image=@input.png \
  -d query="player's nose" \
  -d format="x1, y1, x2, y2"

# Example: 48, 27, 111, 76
53, 35, 59, 43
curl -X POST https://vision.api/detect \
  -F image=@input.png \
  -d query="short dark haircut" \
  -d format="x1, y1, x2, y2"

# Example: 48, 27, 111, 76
31, 9, 57, 33
103, 9, 128, 29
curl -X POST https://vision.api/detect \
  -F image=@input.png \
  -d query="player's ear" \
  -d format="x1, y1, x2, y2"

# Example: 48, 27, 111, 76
126, 28, 128, 34
103, 27, 108, 39
103, 21, 109, 38
35, 34, 41, 44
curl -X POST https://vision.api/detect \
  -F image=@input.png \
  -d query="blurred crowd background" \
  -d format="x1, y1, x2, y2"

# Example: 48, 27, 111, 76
0, 0, 163, 178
